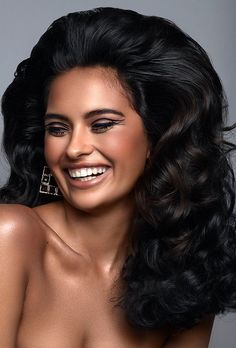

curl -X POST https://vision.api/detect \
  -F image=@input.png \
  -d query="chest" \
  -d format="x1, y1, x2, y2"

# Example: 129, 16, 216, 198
17, 244, 169, 348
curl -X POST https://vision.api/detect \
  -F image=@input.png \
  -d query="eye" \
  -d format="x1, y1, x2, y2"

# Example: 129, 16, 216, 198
91, 119, 121, 133
45, 123, 69, 137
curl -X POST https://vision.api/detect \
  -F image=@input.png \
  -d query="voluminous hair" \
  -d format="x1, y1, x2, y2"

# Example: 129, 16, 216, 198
1, 7, 236, 331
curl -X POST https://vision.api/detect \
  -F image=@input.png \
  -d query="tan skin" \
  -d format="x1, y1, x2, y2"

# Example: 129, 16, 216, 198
0, 67, 214, 347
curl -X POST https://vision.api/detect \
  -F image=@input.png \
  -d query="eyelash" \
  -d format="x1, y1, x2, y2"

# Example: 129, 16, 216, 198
44, 120, 121, 136
44, 125, 68, 137
91, 120, 120, 133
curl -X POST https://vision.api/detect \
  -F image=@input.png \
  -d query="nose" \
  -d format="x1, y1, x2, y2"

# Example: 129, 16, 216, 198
65, 129, 94, 159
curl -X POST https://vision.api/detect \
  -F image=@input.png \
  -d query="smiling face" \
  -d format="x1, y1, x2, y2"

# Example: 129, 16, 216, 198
44, 66, 150, 213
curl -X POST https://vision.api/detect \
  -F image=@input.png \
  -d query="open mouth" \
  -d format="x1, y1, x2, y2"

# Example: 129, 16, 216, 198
67, 166, 108, 182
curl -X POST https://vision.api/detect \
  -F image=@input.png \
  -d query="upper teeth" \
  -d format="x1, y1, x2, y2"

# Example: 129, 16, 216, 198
68, 167, 107, 178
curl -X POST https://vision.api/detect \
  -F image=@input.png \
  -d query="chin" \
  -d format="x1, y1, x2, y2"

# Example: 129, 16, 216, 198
64, 190, 134, 215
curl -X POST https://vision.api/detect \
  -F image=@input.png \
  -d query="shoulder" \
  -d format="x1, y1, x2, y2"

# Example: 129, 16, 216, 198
0, 203, 43, 235
0, 204, 46, 263
164, 315, 215, 348
0, 204, 47, 342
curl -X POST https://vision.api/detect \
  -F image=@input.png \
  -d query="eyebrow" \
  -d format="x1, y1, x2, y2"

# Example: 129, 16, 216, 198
44, 108, 125, 121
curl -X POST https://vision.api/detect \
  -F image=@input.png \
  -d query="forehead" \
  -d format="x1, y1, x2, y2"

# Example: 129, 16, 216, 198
46, 66, 131, 109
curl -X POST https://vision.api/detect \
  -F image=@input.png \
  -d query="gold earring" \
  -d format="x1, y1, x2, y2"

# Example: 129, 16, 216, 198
39, 166, 62, 196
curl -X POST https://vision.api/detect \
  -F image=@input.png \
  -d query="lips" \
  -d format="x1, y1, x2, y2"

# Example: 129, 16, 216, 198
64, 164, 112, 189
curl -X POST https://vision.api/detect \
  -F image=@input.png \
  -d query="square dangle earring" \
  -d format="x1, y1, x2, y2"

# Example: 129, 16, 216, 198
39, 166, 62, 196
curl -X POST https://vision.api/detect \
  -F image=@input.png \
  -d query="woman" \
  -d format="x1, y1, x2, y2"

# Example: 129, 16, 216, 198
0, 7, 235, 348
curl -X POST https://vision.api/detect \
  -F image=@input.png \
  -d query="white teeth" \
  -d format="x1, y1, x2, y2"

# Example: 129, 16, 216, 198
80, 176, 96, 181
68, 167, 107, 179
80, 168, 87, 177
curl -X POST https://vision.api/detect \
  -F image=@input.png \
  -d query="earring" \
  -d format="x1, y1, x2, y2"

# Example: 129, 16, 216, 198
39, 166, 61, 196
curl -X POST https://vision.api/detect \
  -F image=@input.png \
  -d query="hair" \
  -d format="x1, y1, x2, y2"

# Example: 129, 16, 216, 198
1, 7, 236, 332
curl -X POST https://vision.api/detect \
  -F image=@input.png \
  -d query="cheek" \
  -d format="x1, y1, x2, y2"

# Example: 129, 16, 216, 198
102, 127, 148, 171
44, 136, 65, 165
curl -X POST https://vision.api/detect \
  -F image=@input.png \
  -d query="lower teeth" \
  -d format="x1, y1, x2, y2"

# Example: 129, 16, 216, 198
72, 173, 103, 181
79, 176, 97, 181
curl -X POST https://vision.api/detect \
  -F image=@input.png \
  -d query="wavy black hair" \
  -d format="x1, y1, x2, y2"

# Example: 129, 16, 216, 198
1, 7, 236, 331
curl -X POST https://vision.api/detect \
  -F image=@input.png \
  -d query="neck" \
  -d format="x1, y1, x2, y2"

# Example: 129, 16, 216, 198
59, 197, 135, 276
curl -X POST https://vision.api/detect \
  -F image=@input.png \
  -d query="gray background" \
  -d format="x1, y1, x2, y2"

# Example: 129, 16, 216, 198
0, 0, 235, 346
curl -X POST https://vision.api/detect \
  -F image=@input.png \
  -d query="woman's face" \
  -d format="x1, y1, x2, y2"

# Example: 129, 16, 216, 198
44, 66, 150, 212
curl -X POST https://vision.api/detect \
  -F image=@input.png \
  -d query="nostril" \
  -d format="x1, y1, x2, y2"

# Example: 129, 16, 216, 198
66, 143, 94, 158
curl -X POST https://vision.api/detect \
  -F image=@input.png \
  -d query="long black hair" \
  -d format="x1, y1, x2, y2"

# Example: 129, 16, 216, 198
1, 7, 236, 331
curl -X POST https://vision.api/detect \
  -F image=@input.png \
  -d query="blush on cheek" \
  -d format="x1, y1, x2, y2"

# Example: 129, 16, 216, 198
101, 130, 148, 175
44, 137, 66, 165
104, 125, 147, 150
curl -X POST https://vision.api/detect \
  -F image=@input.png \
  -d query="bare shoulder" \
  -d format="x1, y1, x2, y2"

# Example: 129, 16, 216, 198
0, 204, 46, 260
0, 204, 48, 344
0, 203, 36, 223
163, 315, 214, 348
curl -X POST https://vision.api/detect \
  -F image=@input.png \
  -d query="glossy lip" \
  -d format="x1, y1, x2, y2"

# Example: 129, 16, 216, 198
64, 166, 112, 190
